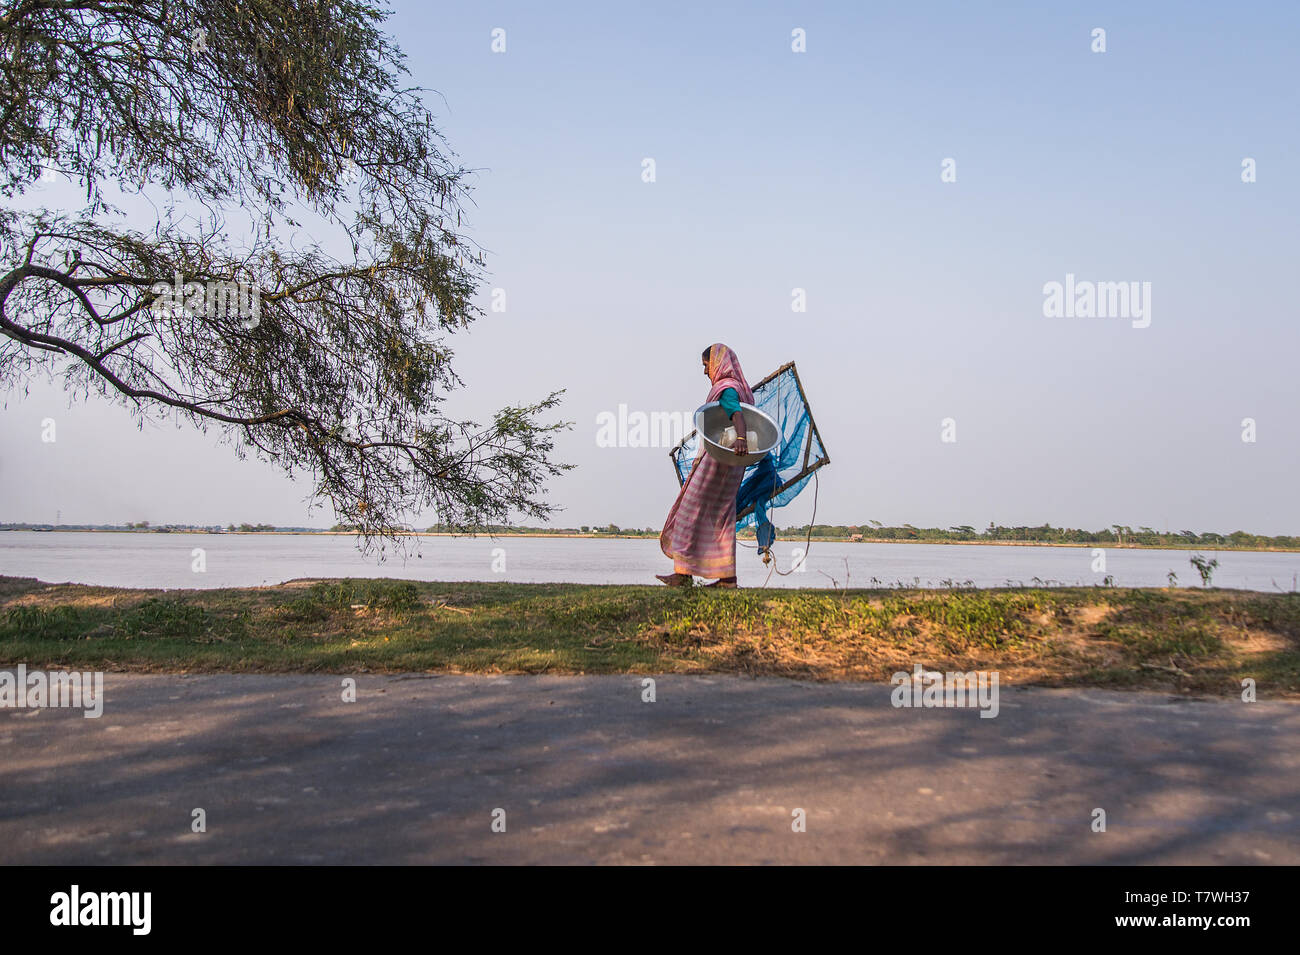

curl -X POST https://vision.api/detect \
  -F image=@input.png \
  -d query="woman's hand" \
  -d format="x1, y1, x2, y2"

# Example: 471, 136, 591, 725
731, 410, 747, 455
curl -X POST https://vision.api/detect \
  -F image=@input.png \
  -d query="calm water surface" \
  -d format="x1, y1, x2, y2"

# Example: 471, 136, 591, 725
2, 531, 1298, 592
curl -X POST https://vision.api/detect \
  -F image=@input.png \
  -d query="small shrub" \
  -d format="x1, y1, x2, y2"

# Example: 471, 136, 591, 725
118, 598, 210, 638
1, 604, 86, 640
282, 580, 422, 618
1189, 554, 1219, 588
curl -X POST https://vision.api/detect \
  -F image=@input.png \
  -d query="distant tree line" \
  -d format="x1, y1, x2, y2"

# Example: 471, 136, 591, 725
774, 522, 1300, 549
421, 523, 659, 537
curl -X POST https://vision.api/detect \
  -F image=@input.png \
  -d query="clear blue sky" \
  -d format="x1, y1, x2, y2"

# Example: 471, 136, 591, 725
3, 1, 1297, 533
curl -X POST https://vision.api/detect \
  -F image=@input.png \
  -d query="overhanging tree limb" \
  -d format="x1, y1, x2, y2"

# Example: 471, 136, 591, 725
1, 0, 572, 550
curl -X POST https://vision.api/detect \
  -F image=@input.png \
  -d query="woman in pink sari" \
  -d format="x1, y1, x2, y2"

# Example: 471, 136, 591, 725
657, 343, 754, 589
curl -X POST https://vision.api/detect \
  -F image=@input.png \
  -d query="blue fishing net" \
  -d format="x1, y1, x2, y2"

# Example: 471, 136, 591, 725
670, 363, 828, 553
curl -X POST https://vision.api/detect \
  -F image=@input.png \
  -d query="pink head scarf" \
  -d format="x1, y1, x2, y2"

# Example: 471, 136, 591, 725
705, 343, 754, 404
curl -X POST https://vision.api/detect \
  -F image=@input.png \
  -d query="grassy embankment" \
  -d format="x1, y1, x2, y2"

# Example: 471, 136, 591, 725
2, 575, 1297, 697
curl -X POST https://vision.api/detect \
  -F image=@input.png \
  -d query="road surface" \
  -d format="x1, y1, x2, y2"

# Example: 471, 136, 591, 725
2, 674, 1297, 864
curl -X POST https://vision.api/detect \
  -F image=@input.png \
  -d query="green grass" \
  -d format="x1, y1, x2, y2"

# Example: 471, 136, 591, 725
0, 576, 1297, 696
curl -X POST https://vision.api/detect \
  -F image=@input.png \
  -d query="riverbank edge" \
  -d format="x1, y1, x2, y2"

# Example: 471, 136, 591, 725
1, 576, 1297, 698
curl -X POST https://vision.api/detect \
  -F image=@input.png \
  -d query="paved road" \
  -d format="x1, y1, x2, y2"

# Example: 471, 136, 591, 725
2, 674, 1297, 864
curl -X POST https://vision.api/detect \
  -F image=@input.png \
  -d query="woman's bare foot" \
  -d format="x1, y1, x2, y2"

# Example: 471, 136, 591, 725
705, 577, 738, 589
655, 572, 693, 587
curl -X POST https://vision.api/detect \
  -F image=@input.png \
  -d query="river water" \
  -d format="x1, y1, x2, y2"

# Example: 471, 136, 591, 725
1, 531, 1297, 592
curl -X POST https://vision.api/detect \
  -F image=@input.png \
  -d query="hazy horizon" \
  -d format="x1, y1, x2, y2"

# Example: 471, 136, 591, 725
3, 518, 1298, 539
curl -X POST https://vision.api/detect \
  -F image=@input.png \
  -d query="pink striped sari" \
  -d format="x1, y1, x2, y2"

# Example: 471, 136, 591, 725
660, 344, 754, 579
